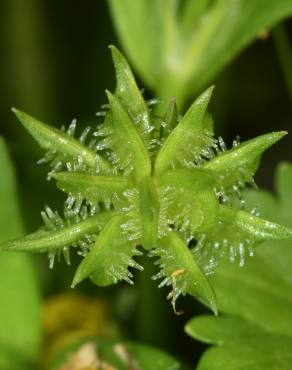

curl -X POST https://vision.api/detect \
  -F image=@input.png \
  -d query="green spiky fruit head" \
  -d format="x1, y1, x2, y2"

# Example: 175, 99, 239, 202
3, 46, 292, 315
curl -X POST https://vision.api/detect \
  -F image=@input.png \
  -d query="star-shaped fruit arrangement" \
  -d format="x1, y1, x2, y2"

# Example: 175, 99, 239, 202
2, 46, 292, 314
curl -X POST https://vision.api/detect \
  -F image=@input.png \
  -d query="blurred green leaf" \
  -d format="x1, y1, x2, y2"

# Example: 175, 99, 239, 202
0, 345, 33, 370
108, 0, 292, 107
186, 315, 292, 370
48, 338, 183, 370
0, 137, 41, 368
185, 162, 292, 368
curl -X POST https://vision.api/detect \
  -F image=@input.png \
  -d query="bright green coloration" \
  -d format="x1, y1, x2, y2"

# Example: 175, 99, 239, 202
154, 86, 214, 174
186, 315, 292, 370
0, 138, 41, 370
2, 46, 292, 314
203, 131, 287, 193
11, 108, 110, 173
108, 0, 292, 108
139, 176, 160, 250
185, 162, 292, 369
1, 211, 114, 253
72, 215, 141, 287
157, 232, 217, 314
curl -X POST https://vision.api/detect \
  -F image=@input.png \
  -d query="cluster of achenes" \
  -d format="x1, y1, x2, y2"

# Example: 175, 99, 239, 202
2, 46, 292, 314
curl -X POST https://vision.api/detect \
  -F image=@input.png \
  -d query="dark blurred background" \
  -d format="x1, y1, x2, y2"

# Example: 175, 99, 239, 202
0, 0, 292, 366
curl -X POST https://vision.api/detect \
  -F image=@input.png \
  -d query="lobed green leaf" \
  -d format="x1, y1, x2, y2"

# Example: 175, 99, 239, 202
185, 315, 292, 370
186, 163, 292, 369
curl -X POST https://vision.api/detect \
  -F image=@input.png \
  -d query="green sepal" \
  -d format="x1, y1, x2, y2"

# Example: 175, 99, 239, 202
106, 91, 151, 181
219, 205, 292, 242
12, 108, 110, 172
156, 231, 217, 314
138, 177, 159, 250
51, 171, 131, 205
0, 212, 114, 252
194, 204, 292, 270
195, 189, 219, 234
158, 169, 219, 234
72, 215, 142, 287
158, 168, 215, 191
154, 86, 215, 174
110, 45, 151, 138
204, 131, 287, 193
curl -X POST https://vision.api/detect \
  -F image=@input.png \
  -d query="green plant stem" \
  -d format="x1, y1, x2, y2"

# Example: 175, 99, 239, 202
3, 0, 55, 118
137, 257, 173, 348
272, 23, 292, 102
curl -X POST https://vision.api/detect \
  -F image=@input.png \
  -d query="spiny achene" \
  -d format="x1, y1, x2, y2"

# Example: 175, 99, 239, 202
2, 46, 292, 314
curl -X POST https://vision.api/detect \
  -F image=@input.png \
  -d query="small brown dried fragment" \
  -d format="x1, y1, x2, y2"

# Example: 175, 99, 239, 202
57, 342, 118, 370
171, 269, 185, 316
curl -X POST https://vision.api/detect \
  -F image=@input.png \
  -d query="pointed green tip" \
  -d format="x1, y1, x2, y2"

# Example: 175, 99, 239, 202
10, 108, 36, 131
264, 131, 287, 146
11, 107, 24, 120
108, 44, 117, 52
48, 171, 65, 180
263, 130, 288, 148
275, 131, 288, 140
48, 171, 66, 184
205, 85, 215, 96
202, 294, 218, 316
71, 274, 80, 289
105, 89, 115, 103
196, 277, 218, 315
48, 172, 56, 179
195, 85, 215, 108
108, 44, 125, 61
108, 44, 127, 69
213, 306, 218, 316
